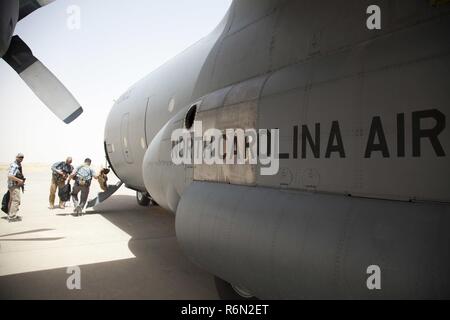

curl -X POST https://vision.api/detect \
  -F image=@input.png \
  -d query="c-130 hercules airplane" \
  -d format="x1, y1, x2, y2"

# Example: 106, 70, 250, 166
102, 0, 450, 299
5, 0, 450, 299
103, 0, 450, 299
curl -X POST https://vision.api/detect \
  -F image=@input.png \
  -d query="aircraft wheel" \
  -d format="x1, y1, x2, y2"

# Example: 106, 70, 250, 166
214, 277, 257, 300
136, 191, 151, 206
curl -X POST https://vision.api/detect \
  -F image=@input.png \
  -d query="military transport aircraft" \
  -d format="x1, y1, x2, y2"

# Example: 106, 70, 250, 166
0, 0, 83, 123
100, 0, 450, 299
6, 0, 449, 299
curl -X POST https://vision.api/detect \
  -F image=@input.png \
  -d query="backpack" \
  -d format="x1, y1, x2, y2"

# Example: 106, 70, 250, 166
58, 184, 71, 202
1, 191, 10, 214
76, 166, 93, 186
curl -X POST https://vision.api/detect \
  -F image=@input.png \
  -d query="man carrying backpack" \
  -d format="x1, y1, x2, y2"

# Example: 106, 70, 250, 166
49, 157, 74, 209
6, 153, 26, 222
69, 158, 98, 216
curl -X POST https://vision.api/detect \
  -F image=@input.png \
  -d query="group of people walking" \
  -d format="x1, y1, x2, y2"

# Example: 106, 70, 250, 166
3, 154, 109, 223
49, 157, 99, 215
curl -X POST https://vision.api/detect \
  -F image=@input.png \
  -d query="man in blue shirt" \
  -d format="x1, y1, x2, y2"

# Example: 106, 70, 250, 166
69, 158, 98, 216
49, 157, 74, 209
7, 153, 25, 222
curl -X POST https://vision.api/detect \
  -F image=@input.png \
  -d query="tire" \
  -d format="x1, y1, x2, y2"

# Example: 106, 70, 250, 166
214, 277, 257, 300
136, 191, 151, 206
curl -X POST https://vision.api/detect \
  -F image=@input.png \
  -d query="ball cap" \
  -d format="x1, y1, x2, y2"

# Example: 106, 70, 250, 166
16, 153, 24, 158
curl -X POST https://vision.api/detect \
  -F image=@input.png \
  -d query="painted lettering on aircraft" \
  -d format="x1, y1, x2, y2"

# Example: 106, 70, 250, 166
282, 108, 446, 159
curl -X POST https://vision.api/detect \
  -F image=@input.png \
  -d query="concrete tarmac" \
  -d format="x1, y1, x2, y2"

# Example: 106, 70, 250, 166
0, 165, 219, 299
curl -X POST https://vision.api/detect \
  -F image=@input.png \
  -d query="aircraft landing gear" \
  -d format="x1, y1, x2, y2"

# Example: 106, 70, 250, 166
136, 191, 151, 206
214, 277, 256, 300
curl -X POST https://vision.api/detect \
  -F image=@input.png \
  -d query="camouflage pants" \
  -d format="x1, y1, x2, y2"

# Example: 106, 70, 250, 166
8, 187, 21, 218
49, 176, 66, 206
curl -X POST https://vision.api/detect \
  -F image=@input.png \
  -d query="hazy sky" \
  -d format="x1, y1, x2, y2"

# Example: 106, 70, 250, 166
0, 0, 232, 165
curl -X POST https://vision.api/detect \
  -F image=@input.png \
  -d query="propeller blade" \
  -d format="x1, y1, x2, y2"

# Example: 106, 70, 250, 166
3, 35, 83, 124
19, 0, 55, 20
0, 0, 19, 57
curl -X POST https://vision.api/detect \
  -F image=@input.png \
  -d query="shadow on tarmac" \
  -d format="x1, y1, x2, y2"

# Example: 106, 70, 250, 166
0, 195, 218, 300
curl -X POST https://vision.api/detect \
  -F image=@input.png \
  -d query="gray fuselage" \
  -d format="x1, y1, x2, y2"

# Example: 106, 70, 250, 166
104, 0, 450, 299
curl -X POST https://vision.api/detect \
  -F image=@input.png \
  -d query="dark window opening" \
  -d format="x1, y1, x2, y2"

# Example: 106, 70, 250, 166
185, 104, 197, 130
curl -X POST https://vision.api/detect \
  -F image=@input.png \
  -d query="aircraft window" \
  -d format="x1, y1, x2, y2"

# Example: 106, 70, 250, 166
185, 104, 197, 130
